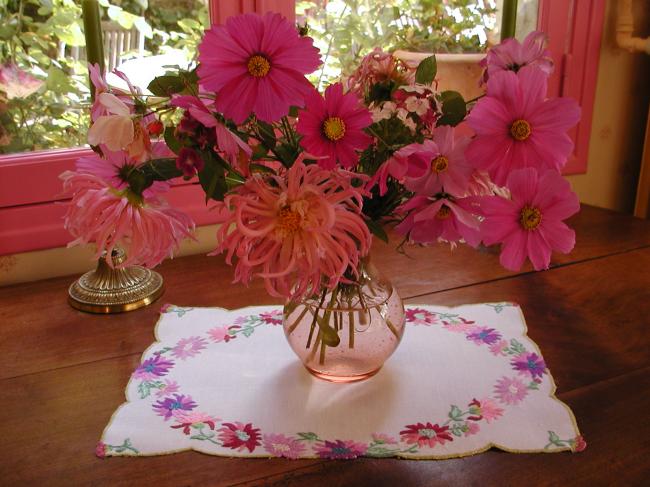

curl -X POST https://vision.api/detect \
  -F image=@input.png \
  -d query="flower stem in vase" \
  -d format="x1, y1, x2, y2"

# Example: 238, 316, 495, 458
348, 309, 355, 348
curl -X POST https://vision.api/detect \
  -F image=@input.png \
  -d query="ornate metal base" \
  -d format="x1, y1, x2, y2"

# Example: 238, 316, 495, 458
68, 248, 164, 314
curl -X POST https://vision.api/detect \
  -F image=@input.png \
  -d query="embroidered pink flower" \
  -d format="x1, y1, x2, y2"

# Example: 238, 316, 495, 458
494, 376, 529, 405
155, 379, 180, 398
259, 310, 283, 325
153, 394, 197, 420
218, 422, 261, 453
60, 171, 195, 268
262, 434, 306, 459
171, 411, 220, 435
0, 63, 43, 99
511, 352, 546, 379
403, 127, 473, 197
464, 422, 480, 437
466, 66, 580, 186
395, 195, 482, 247
213, 159, 371, 299
314, 440, 367, 459
160, 303, 173, 313
95, 441, 107, 459
441, 317, 476, 333
197, 12, 321, 123
400, 422, 453, 448
171, 337, 207, 360
479, 168, 580, 271
466, 327, 502, 345
481, 31, 554, 82
572, 435, 587, 452
405, 308, 438, 326
207, 325, 235, 343
132, 354, 174, 380
489, 339, 509, 356
371, 433, 398, 445
476, 398, 504, 423
297, 82, 373, 169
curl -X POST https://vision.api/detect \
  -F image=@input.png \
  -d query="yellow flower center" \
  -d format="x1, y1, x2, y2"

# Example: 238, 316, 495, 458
431, 155, 449, 173
277, 206, 302, 235
510, 119, 532, 141
322, 117, 346, 141
437, 206, 452, 220
247, 55, 271, 78
520, 205, 542, 230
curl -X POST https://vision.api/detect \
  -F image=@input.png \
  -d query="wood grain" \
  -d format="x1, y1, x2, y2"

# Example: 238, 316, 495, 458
1, 205, 650, 486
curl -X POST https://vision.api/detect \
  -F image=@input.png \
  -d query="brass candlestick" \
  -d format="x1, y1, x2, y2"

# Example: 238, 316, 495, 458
68, 248, 164, 314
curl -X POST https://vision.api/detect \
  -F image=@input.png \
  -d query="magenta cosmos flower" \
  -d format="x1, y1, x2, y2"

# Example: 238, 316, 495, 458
213, 158, 371, 299
466, 65, 580, 186
396, 195, 482, 247
218, 422, 261, 453
403, 127, 473, 197
400, 422, 453, 448
197, 12, 321, 124
481, 31, 554, 82
60, 171, 194, 268
297, 82, 373, 169
479, 167, 580, 271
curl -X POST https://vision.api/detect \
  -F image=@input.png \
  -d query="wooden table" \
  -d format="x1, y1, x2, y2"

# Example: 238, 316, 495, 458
2, 204, 650, 486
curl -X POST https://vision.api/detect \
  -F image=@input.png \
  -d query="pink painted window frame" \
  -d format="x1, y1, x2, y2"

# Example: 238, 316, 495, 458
0, 0, 603, 255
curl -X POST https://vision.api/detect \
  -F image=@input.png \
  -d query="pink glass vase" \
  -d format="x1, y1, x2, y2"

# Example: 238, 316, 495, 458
282, 259, 405, 383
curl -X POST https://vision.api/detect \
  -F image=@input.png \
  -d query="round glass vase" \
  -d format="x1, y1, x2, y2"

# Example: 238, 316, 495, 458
282, 259, 406, 383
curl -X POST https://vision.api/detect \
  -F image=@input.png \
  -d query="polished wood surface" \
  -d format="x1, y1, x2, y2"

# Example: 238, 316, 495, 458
1, 204, 649, 486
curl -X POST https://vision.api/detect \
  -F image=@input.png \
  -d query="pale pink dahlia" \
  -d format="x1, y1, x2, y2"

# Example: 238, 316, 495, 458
297, 82, 373, 169
197, 12, 321, 124
479, 168, 580, 271
466, 66, 580, 186
403, 126, 473, 197
481, 31, 554, 82
60, 171, 194, 268
212, 159, 371, 299
396, 196, 482, 247
346, 48, 414, 99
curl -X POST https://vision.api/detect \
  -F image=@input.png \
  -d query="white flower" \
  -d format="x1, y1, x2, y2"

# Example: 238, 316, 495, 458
405, 96, 430, 116
371, 101, 397, 122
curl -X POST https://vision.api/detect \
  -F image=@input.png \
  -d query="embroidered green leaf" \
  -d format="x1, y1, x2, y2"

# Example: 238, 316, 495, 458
242, 325, 256, 337
448, 405, 464, 421
528, 381, 540, 390
365, 446, 397, 458
510, 339, 526, 354
297, 432, 319, 441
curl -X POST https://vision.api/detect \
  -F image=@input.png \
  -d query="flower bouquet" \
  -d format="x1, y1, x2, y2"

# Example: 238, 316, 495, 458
62, 13, 580, 381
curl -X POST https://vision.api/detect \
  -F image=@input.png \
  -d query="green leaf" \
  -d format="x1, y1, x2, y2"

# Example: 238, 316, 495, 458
46, 66, 71, 94
143, 158, 182, 181
437, 90, 467, 127
198, 159, 227, 202
448, 404, 463, 421
163, 126, 181, 154
365, 219, 388, 243
148, 75, 185, 97
297, 432, 319, 441
257, 120, 276, 149
415, 55, 437, 84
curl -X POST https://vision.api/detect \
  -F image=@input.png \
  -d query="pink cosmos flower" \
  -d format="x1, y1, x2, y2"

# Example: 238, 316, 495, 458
207, 325, 235, 343
171, 95, 251, 164
466, 66, 580, 186
371, 433, 398, 444
314, 440, 367, 459
75, 145, 171, 198
263, 434, 307, 459
212, 159, 371, 299
218, 422, 261, 453
0, 63, 43, 99
400, 422, 453, 448
367, 142, 430, 196
297, 82, 373, 169
171, 336, 207, 360
198, 12, 321, 123
481, 31, 554, 83
395, 195, 482, 247
171, 411, 220, 435
494, 376, 529, 405
60, 171, 194, 268
403, 127, 473, 197
479, 168, 580, 271
155, 379, 180, 398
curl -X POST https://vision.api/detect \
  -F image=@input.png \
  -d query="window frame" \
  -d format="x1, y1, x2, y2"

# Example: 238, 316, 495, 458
0, 0, 604, 255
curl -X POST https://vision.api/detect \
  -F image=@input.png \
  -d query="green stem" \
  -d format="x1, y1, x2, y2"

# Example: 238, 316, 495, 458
286, 305, 310, 335
348, 310, 355, 348
500, 0, 518, 41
